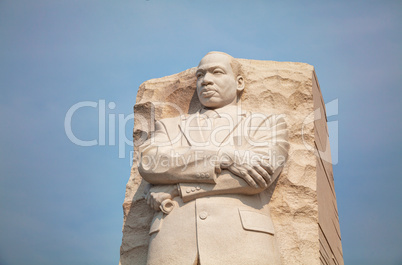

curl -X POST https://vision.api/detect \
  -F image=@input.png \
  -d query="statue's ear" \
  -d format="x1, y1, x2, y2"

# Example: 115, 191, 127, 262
237, 76, 245, 93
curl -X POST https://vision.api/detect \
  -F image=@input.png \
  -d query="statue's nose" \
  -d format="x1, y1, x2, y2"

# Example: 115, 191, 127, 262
201, 73, 213, 86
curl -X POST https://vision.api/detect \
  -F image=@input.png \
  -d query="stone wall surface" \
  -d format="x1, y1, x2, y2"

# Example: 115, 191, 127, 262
120, 59, 343, 265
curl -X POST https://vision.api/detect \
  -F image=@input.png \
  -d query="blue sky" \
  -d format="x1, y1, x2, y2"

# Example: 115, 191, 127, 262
0, 0, 401, 264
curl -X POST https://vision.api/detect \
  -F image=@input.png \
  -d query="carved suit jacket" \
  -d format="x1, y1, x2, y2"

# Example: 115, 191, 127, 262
138, 106, 289, 265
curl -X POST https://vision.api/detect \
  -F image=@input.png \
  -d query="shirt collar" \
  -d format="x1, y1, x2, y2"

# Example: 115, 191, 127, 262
199, 104, 246, 119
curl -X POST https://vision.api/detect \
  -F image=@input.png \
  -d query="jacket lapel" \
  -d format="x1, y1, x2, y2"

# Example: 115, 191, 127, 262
178, 108, 247, 148
217, 114, 246, 147
178, 112, 207, 147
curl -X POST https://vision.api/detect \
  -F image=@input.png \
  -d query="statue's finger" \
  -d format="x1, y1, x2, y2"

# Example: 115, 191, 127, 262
244, 164, 267, 188
254, 164, 272, 184
240, 170, 258, 188
260, 162, 274, 175
227, 164, 242, 177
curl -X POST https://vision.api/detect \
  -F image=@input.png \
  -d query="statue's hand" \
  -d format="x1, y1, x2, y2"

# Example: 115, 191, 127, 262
145, 184, 179, 211
221, 160, 274, 189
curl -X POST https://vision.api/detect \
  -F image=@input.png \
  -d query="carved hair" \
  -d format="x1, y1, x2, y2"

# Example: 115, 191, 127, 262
204, 51, 244, 78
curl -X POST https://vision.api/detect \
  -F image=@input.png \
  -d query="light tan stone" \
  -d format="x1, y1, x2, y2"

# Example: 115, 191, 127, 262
120, 54, 343, 265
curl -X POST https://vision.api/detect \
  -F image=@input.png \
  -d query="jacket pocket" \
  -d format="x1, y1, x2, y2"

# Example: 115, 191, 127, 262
149, 212, 163, 235
238, 209, 275, 235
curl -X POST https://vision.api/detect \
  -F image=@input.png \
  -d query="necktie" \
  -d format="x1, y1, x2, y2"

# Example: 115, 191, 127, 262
199, 110, 217, 143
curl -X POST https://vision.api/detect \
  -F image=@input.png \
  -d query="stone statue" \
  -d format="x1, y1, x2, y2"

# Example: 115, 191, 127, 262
138, 51, 290, 265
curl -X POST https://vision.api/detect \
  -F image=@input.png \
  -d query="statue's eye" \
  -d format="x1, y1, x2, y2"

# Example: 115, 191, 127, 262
213, 69, 224, 75
196, 72, 204, 78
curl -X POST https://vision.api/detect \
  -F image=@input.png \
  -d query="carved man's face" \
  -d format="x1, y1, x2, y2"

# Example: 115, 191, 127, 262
196, 53, 243, 109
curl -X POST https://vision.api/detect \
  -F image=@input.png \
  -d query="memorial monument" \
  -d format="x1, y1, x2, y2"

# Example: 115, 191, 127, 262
120, 52, 343, 265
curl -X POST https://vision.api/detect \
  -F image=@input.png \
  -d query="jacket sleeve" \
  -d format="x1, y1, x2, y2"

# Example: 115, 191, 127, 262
138, 119, 220, 185
179, 114, 290, 202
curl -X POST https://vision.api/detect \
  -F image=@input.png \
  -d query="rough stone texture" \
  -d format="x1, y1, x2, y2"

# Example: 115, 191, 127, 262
120, 59, 343, 265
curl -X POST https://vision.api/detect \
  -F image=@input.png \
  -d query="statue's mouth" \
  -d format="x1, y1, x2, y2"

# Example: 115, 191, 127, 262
200, 87, 216, 98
